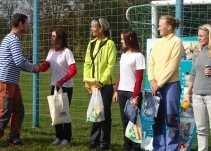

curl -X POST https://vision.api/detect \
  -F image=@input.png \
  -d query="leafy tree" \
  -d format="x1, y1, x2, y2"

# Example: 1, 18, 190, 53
0, 0, 33, 60
73, 0, 147, 59
39, 0, 78, 61
0, 17, 10, 42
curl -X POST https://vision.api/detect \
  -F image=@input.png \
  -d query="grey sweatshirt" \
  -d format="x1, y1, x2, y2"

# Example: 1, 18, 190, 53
189, 46, 211, 94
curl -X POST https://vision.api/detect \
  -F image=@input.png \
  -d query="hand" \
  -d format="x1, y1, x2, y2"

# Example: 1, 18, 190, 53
204, 68, 211, 77
182, 95, 191, 109
95, 83, 102, 89
85, 82, 91, 92
131, 97, 138, 108
33, 64, 39, 73
95, 81, 103, 89
55, 83, 62, 88
183, 94, 191, 103
150, 80, 159, 95
113, 92, 118, 103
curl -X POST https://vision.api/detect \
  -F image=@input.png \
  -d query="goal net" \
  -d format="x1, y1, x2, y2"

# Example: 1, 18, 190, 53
126, 0, 211, 53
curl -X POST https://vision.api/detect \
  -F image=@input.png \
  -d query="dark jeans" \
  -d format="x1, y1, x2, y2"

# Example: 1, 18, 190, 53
152, 81, 181, 151
51, 86, 73, 142
118, 90, 142, 151
89, 85, 113, 148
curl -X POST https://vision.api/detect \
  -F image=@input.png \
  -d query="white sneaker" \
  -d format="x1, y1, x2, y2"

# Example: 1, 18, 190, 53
60, 139, 70, 146
52, 138, 62, 145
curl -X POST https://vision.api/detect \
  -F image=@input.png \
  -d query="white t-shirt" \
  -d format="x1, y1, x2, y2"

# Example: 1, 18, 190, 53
118, 52, 145, 92
46, 48, 75, 87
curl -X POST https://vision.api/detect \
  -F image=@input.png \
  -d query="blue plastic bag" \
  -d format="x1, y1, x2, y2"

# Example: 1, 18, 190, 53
124, 98, 139, 124
144, 90, 161, 117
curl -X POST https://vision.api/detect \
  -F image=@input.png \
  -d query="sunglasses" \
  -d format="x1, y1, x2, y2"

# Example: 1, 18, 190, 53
94, 18, 103, 27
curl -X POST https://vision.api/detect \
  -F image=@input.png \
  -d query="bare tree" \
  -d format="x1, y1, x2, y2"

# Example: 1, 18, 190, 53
0, 0, 32, 26
0, 0, 19, 26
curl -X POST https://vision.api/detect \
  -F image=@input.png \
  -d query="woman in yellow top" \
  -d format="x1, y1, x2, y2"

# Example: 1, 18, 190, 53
83, 17, 117, 151
148, 15, 184, 151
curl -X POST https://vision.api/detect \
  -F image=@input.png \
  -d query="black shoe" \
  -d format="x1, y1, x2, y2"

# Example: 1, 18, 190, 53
122, 147, 131, 151
131, 148, 141, 151
8, 139, 24, 147
97, 146, 109, 151
87, 143, 97, 149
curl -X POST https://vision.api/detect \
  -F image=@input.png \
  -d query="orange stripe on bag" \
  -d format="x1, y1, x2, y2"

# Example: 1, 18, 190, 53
95, 109, 100, 118
136, 124, 141, 139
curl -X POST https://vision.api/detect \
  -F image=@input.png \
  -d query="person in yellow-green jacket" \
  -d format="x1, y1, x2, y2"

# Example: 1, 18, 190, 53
148, 15, 184, 151
83, 17, 117, 151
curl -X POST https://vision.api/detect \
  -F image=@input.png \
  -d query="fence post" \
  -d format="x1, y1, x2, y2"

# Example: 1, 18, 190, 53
32, 0, 40, 128
175, 0, 184, 37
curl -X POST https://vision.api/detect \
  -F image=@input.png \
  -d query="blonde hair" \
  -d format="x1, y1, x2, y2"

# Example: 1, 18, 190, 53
91, 17, 111, 38
160, 15, 180, 31
91, 17, 110, 30
195, 24, 211, 57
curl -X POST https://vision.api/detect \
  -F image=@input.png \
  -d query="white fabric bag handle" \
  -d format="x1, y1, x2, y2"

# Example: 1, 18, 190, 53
54, 87, 63, 96
53, 87, 64, 108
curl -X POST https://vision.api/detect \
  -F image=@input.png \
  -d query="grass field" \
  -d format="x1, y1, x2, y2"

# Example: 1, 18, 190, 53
0, 62, 199, 151
0, 62, 124, 151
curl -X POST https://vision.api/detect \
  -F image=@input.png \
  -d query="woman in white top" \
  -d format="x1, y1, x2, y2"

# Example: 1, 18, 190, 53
39, 29, 77, 146
113, 29, 145, 151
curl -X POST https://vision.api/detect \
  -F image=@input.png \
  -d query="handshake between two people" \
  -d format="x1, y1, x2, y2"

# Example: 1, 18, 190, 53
31, 65, 62, 88
33, 64, 40, 74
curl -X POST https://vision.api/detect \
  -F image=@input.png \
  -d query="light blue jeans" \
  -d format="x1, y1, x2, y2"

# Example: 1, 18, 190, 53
192, 94, 211, 151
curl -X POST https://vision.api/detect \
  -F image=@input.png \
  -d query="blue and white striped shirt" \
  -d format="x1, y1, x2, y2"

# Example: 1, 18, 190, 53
0, 33, 34, 84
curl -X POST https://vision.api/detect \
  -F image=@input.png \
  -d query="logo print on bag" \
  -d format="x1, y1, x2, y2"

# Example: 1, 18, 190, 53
59, 111, 67, 117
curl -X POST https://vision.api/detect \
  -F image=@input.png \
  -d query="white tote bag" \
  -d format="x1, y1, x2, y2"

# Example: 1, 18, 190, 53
86, 88, 105, 122
47, 88, 71, 125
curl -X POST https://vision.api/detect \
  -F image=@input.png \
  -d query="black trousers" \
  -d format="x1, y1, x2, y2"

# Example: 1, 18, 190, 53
118, 90, 142, 151
90, 85, 113, 148
51, 86, 73, 142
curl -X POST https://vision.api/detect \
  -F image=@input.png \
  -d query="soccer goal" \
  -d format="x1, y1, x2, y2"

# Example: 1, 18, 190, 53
126, 1, 211, 150
126, 0, 211, 51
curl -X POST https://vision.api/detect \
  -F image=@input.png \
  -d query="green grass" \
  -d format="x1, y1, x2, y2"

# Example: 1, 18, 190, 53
0, 62, 123, 151
0, 62, 199, 151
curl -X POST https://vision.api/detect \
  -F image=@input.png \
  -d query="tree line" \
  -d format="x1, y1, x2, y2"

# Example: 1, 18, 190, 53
0, 0, 152, 61
0, 0, 210, 61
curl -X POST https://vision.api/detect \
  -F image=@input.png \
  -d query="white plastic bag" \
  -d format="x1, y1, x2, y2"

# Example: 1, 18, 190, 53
47, 88, 71, 125
125, 112, 142, 143
86, 88, 105, 122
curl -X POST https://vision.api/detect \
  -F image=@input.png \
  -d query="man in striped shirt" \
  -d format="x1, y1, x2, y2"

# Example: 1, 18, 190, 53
0, 13, 39, 147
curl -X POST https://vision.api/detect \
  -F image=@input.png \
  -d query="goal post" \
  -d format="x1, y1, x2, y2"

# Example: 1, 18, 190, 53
151, 0, 211, 38
126, 0, 211, 39
126, 1, 211, 150
126, 0, 211, 52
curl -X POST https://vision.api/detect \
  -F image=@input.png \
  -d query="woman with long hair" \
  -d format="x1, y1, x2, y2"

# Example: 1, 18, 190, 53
113, 29, 145, 151
39, 29, 77, 146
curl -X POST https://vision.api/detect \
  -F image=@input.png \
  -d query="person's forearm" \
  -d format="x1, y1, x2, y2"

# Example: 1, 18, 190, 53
185, 81, 193, 95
